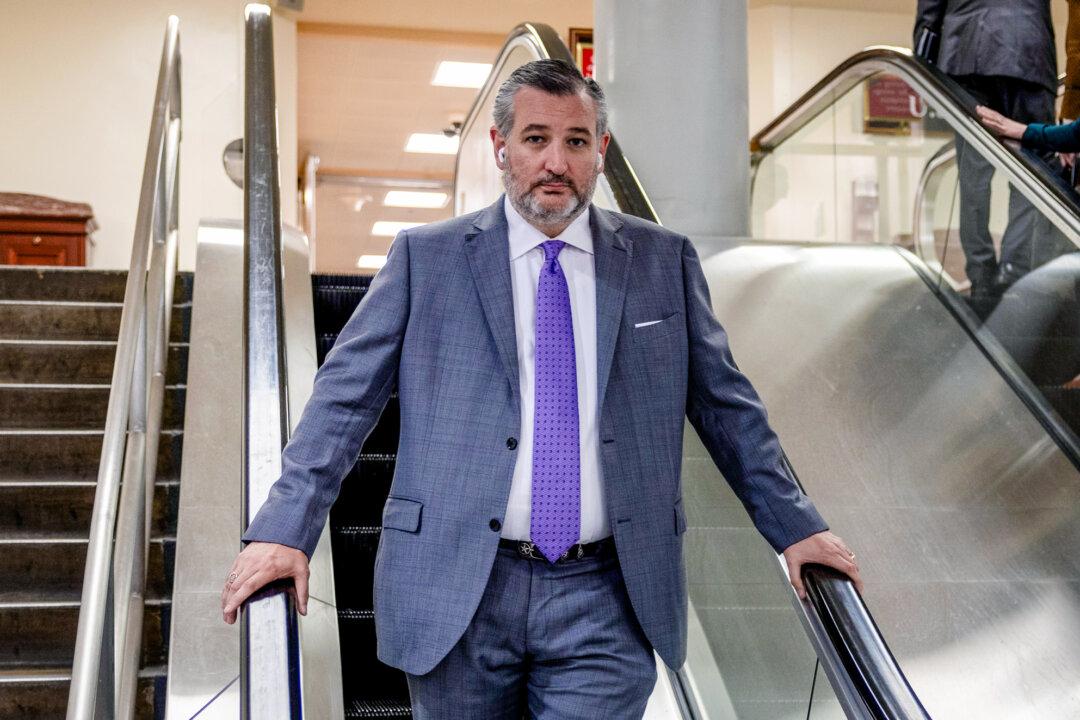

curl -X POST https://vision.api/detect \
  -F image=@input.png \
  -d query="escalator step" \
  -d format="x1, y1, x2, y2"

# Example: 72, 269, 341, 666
330, 527, 378, 606
312, 274, 373, 338
345, 698, 412, 719
338, 608, 411, 711
332, 456, 396, 527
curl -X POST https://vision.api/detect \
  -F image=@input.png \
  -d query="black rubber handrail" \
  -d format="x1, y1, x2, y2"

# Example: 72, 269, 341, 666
803, 565, 931, 719
459, 24, 929, 720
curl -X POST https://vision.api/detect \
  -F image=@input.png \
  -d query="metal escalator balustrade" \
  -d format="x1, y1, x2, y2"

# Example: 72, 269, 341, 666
744, 44, 1080, 718
454, 22, 919, 720
240, 5, 304, 719
749, 45, 1080, 463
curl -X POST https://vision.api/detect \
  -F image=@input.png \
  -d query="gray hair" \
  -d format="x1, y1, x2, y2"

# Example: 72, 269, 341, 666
492, 59, 608, 139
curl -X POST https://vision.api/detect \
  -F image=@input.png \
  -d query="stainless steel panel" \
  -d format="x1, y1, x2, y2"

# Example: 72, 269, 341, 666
282, 225, 344, 719
693, 241, 1080, 719
165, 222, 343, 719
165, 221, 245, 720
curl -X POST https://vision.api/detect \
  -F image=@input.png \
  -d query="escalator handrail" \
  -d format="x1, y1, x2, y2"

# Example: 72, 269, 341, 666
911, 139, 957, 277
802, 565, 932, 719
459, 23, 928, 720
240, 5, 303, 719
751, 46, 1080, 245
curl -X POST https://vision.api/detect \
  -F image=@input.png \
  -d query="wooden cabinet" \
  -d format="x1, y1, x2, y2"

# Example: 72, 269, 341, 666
0, 193, 95, 266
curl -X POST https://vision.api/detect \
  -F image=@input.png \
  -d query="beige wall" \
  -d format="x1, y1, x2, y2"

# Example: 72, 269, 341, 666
0, 1, 297, 271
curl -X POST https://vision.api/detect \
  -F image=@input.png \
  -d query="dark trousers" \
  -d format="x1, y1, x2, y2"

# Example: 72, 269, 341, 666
952, 75, 1055, 289
405, 545, 657, 719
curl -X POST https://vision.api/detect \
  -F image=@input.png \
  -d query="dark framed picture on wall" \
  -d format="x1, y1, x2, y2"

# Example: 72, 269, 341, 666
568, 28, 593, 78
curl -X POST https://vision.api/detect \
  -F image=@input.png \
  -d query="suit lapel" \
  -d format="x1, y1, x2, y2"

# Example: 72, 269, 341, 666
591, 207, 631, 414
464, 199, 520, 407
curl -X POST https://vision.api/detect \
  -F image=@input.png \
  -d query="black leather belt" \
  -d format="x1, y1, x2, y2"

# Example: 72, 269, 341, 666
498, 537, 615, 563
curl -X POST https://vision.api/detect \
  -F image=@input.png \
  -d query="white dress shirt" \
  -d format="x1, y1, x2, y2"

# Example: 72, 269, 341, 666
502, 196, 610, 543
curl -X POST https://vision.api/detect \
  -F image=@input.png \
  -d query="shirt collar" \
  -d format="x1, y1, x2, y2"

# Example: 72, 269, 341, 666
504, 195, 594, 261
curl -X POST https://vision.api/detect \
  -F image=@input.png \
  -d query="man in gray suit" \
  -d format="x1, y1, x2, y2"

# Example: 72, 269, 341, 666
222, 59, 862, 718
915, 0, 1057, 295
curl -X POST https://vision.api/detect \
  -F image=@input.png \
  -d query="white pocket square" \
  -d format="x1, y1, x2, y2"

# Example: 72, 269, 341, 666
634, 319, 663, 328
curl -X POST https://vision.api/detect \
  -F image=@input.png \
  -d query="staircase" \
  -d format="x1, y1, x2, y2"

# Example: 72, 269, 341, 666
0, 266, 191, 720
313, 274, 411, 719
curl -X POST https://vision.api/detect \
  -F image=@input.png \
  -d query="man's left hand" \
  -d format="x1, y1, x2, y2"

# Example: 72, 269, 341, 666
782, 531, 864, 600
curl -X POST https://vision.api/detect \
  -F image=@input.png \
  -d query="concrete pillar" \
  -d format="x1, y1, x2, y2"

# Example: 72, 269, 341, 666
594, 0, 750, 241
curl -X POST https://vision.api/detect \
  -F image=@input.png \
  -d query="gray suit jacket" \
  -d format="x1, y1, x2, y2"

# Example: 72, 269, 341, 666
242, 198, 827, 674
915, 0, 1057, 92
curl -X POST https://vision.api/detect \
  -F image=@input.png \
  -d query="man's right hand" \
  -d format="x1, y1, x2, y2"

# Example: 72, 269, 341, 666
221, 541, 310, 624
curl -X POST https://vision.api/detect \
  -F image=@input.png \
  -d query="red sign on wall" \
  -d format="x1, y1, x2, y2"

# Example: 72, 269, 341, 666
569, 28, 594, 79
864, 74, 927, 134
580, 47, 594, 79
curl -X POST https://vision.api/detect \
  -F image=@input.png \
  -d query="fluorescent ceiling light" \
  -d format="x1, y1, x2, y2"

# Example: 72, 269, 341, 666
371, 220, 423, 237
432, 61, 492, 89
384, 191, 448, 209
406, 133, 459, 155
356, 254, 388, 270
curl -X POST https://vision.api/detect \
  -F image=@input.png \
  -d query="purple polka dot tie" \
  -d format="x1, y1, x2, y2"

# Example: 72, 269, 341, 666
531, 240, 580, 563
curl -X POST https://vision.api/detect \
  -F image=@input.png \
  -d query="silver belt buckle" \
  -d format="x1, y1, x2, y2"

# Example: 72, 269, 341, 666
557, 544, 585, 562
519, 541, 538, 560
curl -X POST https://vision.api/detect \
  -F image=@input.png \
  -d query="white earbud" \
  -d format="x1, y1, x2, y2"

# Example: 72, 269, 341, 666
498, 148, 506, 164
596, 152, 603, 170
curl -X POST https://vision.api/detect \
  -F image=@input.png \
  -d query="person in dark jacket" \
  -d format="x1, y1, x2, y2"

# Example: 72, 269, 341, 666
914, 0, 1057, 295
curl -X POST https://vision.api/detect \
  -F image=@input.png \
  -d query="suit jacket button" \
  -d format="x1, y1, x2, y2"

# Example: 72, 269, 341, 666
489, 519, 502, 532
506, 437, 518, 450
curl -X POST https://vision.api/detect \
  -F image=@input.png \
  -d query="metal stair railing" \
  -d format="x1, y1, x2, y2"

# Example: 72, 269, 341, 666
67, 15, 182, 720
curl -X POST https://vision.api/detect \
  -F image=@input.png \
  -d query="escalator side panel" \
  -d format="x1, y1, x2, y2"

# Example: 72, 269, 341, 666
691, 241, 1080, 719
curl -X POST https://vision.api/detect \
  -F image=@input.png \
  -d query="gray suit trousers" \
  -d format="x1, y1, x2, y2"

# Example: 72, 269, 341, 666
953, 75, 1056, 286
405, 547, 656, 720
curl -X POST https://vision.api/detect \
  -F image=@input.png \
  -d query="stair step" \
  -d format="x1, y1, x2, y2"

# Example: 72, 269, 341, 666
0, 301, 190, 343
0, 384, 185, 430
0, 430, 182, 482
0, 538, 174, 601
0, 267, 193, 305
0, 340, 188, 385
0, 600, 169, 668
0, 480, 179, 536
0, 663, 166, 720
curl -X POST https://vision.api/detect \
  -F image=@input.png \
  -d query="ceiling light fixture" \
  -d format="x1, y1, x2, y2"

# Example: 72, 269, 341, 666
356, 254, 388, 270
371, 220, 423, 237
432, 61, 492, 89
384, 191, 448, 209
405, 133, 459, 155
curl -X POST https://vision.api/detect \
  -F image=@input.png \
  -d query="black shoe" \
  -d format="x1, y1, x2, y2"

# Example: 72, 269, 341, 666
992, 262, 1025, 293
